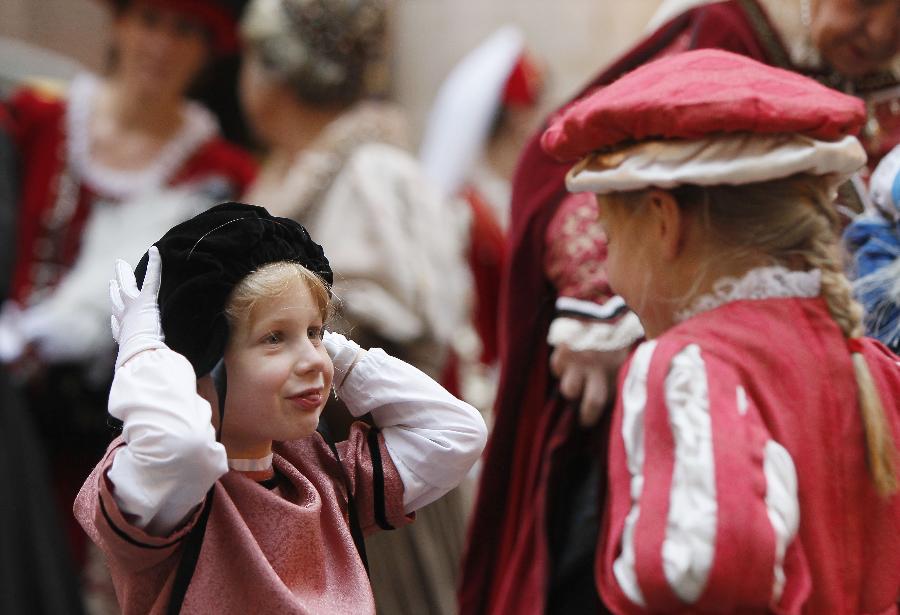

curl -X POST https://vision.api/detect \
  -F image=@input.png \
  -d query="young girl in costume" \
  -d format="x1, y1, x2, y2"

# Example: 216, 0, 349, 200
73, 203, 487, 614
542, 50, 900, 613
238, 3, 472, 612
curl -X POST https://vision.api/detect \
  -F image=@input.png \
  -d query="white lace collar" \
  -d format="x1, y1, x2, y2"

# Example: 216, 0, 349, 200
675, 266, 822, 323
65, 72, 219, 201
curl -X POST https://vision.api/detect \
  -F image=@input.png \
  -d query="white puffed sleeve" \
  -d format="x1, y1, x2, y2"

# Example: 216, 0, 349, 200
106, 349, 228, 536
611, 341, 799, 612
337, 347, 487, 513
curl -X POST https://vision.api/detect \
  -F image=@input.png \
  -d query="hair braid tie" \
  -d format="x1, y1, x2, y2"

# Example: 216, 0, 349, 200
815, 243, 897, 496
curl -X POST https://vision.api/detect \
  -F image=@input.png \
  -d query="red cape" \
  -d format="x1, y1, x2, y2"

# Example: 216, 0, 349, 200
458, 2, 780, 613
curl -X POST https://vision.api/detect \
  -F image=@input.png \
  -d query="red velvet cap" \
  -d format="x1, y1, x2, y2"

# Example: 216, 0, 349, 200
542, 49, 867, 162
107, 0, 243, 55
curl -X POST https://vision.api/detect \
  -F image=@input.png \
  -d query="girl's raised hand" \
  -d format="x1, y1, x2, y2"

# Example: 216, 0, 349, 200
323, 331, 365, 391
109, 246, 165, 370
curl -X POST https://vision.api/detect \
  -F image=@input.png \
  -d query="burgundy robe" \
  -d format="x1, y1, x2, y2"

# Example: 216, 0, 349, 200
459, 1, 900, 613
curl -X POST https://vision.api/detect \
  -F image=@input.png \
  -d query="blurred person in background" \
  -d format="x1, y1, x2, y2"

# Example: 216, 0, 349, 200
238, 1, 470, 613
845, 144, 900, 351
644, 0, 900, 174
0, 113, 83, 615
419, 25, 545, 416
460, 1, 900, 613
0, 0, 255, 610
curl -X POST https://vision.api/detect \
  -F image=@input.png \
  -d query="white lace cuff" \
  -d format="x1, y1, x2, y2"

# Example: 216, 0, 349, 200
547, 312, 644, 352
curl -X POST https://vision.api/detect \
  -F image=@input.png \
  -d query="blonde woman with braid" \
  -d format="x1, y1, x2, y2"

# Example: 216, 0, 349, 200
539, 50, 900, 614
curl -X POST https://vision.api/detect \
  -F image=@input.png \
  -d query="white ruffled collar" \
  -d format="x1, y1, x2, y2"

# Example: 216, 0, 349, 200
675, 265, 821, 323
65, 72, 219, 201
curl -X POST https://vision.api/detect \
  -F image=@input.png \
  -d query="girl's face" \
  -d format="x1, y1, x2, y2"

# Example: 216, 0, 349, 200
113, 2, 210, 101
218, 279, 334, 458
596, 194, 655, 318
596, 192, 680, 339
810, 0, 900, 77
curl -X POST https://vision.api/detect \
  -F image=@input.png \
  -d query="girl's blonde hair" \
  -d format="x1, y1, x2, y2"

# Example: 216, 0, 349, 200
225, 261, 333, 331
620, 174, 898, 496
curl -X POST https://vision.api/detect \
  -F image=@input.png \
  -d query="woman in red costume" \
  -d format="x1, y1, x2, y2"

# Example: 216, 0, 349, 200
0, 0, 256, 595
460, 1, 900, 613
1, 0, 255, 362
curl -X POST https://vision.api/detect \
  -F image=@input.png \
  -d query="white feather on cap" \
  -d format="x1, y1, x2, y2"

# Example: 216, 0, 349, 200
418, 26, 526, 197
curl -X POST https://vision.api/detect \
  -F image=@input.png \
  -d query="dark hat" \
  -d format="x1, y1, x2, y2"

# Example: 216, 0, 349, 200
241, 0, 388, 106
134, 202, 332, 377
107, 0, 246, 55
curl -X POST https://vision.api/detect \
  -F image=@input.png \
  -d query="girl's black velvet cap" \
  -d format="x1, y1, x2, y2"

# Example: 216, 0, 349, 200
133, 202, 332, 377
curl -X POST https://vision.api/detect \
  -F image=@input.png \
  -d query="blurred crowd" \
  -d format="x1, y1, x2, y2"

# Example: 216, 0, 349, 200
0, 0, 898, 614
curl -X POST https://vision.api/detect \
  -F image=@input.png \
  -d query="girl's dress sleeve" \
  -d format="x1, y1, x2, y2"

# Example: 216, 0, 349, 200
335, 421, 413, 535
544, 192, 644, 350
600, 339, 800, 613
335, 348, 487, 514
74, 348, 228, 563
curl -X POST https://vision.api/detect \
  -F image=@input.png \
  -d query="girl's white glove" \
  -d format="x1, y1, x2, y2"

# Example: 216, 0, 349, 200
109, 246, 165, 370
323, 330, 364, 392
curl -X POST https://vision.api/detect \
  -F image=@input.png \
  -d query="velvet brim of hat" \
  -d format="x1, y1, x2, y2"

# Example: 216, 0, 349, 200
133, 202, 332, 377
565, 133, 867, 195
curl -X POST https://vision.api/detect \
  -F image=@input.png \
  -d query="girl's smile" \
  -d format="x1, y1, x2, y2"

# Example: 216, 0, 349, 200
285, 376, 326, 412
211, 278, 334, 460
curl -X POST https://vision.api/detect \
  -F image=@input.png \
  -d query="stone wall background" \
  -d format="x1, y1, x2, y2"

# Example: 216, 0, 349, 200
0, 0, 663, 140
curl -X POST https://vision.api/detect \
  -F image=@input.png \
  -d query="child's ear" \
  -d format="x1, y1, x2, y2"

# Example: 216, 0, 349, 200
647, 189, 685, 260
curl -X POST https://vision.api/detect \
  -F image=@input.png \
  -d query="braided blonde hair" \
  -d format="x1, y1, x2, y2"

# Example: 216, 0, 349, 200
667, 175, 898, 496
